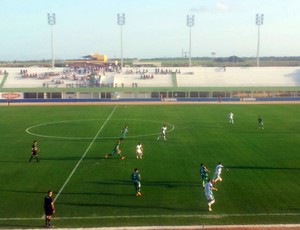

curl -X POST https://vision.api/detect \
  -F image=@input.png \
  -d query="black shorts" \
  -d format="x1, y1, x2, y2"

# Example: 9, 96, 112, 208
45, 208, 53, 216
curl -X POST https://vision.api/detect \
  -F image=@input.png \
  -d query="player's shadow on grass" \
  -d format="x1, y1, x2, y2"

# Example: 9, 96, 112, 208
41, 156, 82, 161
89, 180, 200, 189
89, 180, 130, 187
143, 181, 200, 188
60, 191, 132, 197
227, 166, 300, 170
42, 138, 119, 143
1, 189, 50, 194
58, 201, 194, 212
0, 159, 27, 163
40, 156, 102, 161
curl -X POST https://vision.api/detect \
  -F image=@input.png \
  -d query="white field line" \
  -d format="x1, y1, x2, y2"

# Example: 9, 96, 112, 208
41, 105, 118, 218
2, 212, 300, 221
26, 119, 175, 140
2, 226, 300, 230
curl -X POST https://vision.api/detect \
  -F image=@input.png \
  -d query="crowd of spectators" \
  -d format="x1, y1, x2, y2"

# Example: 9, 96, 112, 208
125, 68, 181, 75
140, 74, 154, 79
20, 70, 60, 79
154, 68, 181, 74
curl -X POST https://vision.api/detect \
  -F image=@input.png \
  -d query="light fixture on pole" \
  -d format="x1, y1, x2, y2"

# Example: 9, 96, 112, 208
117, 13, 125, 72
256, 13, 264, 67
47, 13, 56, 69
186, 15, 195, 67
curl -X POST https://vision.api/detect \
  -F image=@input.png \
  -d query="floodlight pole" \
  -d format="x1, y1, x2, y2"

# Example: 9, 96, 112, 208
256, 13, 264, 67
117, 13, 125, 72
186, 15, 194, 67
47, 13, 56, 69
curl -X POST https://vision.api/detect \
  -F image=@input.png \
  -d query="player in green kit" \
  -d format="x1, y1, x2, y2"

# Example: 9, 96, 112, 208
105, 140, 125, 160
131, 168, 142, 196
200, 163, 210, 188
120, 126, 128, 140
258, 116, 264, 129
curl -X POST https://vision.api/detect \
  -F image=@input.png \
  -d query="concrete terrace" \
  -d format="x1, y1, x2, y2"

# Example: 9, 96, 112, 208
1, 66, 300, 89
176, 67, 300, 87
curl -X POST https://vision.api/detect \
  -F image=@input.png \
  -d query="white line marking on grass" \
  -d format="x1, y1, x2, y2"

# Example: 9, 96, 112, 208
3, 212, 298, 222
26, 119, 175, 140
41, 105, 118, 218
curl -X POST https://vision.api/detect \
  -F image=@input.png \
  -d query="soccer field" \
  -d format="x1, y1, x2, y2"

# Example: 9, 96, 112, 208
0, 104, 299, 228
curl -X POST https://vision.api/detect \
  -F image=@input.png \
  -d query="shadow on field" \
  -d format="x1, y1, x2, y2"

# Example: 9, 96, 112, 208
58, 201, 202, 212
41, 138, 121, 143
227, 165, 300, 170
60, 191, 132, 197
1, 189, 50, 194
41, 156, 82, 161
143, 180, 200, 188
39, 156, 104, 161
89, 180, 129, 186
0, 159, 26, 163
89, 180, 200, 188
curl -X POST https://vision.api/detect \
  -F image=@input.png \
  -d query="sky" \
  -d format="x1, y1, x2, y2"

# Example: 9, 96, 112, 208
0, 0, 300, 61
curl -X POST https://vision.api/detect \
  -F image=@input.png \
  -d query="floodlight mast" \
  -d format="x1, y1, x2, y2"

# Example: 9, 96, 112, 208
117, 13, 125, 72
256, 13, 264, 67
186, 15, 195, 67
47, 13, 56, 69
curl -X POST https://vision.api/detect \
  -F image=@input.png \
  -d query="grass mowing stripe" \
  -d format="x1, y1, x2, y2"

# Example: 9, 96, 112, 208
42, 105, 118, 217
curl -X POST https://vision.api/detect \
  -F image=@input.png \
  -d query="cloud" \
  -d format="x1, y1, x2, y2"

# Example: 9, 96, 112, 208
215, 2, 230, 11
190, 2, 230, 13
190, 6, 210, 12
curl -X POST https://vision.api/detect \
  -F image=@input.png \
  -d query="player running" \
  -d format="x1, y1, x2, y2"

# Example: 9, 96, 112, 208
136, 142, 143, 159
105, 140, 125, 160
120, 126, 128, 140
212, 162, 224, 184
157, 124, 167, 141
204, 178, 218, 211
29, 140, 39, 162
200, 163, 210, 188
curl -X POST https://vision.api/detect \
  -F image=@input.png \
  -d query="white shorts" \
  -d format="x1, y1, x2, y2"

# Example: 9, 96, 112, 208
213, 172, 221, 181
206, 194, 214, 202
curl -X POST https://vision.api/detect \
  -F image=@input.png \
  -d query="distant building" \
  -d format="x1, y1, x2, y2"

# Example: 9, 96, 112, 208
82, 53, 107, 62
64, 53, 117, 67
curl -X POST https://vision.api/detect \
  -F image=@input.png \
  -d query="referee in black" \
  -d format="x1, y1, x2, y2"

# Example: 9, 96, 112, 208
44, 190, 55, 228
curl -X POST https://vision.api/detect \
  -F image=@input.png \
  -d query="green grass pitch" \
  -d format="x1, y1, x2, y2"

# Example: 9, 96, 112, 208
0, 104, 299, 228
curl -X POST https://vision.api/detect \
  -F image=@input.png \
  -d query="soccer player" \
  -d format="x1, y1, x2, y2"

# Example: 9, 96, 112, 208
212, 162, 224, 184
258, 115, 264, 129
29, 140, 39, 162
204, 178, 217, 211
44, 190, 55, 228
120, 126, 128, 140
229, 112, 234, 124
105, 140, 125, 160
157, 124, 167, 141
131, 168, 142, 196
136, 142, 143, 159
200, 163, 210, 188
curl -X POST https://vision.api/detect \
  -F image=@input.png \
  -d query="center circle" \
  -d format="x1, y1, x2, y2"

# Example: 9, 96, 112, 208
26, 119, 175, 140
